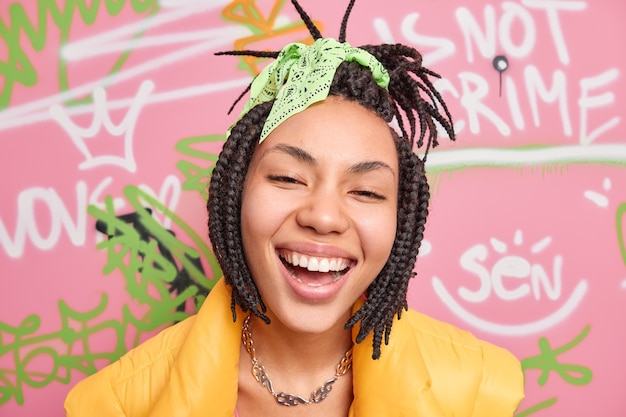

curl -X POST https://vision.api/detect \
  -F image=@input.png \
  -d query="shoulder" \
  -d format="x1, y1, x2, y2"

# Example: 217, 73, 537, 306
401, 307, 512, 354
400, 308, 524, 416
64, 315, 197, 417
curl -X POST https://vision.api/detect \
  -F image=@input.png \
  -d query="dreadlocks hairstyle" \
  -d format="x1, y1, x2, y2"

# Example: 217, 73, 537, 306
208, 0, 455, 359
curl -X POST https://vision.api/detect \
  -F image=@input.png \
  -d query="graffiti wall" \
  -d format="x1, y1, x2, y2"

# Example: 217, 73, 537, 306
1, 0, 624, 416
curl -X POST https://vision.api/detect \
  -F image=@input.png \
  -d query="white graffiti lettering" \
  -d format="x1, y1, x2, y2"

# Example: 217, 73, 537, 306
137, 175, 182, 231
373, 13, 456, 66
584, 177, 612, 208
456, 1, 586, 64
366, 1, 621, 145
525, 66, 572, 135
0, 176, 181, 258
0, 3, 249, 132
432, 230, 588, 335
458, 71, 512, 135
458, 245, 563, 302
579, 69, 621, 144
522, 0, 587, 65
432, 276, 588, 335
0, 182, 88, 258
436, 67, 619, 142
49, 80, 154, 172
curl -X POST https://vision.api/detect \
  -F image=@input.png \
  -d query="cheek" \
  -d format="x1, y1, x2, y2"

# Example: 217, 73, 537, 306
240, 194, 273, 285
240, 187, 289, 247
241, 192, 268, 249
358, 206, 397, 262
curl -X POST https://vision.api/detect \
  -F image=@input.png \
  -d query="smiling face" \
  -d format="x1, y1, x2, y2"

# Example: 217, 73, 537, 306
240, 97, 399, 335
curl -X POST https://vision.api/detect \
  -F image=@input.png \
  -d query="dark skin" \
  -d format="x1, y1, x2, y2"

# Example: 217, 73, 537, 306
211, 0, 454, 364
233, 97, 399, 416
236, 315, 353, 417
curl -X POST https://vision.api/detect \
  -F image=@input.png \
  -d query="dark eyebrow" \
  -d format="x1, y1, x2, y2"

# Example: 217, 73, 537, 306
348, 160, 395, 176
265, 144, 395, 177
266, 144, 316, 165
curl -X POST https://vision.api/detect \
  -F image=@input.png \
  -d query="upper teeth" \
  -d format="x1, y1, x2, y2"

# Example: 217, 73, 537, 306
279, 251, 350, 273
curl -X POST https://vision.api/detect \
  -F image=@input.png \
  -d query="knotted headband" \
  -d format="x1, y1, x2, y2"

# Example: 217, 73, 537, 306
231, 37, 391, 142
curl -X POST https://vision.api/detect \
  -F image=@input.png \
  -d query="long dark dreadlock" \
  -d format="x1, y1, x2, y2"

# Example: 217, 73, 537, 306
208, 0, 455, 359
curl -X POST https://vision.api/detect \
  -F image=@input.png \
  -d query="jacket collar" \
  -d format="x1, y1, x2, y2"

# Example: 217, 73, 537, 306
349, 302, 446, 416
150, 279, 444, 417
149, 278, 242, 416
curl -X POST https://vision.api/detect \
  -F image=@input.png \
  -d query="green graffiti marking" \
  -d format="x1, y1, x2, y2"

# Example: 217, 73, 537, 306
522, 326, 593, 386
617, 202, 626, 267
0, 181, 221, 405
90, 185, 221, 334
0, 0, 159, 110
175, 134, 224, 200
514, 326, 592, 416
514, 398, 558, 417
0, 295, 125, 405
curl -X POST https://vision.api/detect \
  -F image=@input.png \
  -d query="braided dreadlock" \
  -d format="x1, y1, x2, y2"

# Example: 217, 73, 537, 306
208, 0, 455, 359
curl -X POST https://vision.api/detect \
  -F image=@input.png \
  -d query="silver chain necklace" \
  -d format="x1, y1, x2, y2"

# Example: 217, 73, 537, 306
241, 315, 353, 406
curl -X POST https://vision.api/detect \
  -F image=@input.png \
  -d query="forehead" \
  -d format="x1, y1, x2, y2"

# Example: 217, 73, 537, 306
253, 97, 398, 169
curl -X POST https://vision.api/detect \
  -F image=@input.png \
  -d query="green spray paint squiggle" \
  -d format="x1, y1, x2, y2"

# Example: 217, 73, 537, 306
175, 134, 224, 200
0, 295, 125, 405
0, 181, 221, 405
617, 202, 626, 267
515, 326, 592, 416
0, 0, 159, 110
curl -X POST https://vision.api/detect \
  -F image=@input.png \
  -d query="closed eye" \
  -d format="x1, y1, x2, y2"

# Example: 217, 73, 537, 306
267, 175, 301, 185
351, 189, 386, 200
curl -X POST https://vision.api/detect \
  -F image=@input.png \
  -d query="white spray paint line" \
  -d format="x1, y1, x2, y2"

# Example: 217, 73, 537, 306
424, 144, 626, 169
0, 29, 249, 131
432, 276, 588, 336
62, 2, 223, 60
0, 1, 250, 130
1, 77, 250, 129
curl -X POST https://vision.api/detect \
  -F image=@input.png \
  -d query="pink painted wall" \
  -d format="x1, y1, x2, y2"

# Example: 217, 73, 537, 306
1, 1, 624, 416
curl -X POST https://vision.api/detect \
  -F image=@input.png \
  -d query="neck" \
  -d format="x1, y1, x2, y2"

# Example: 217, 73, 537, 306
238, 313, 354, 416
245, 312, 353, 374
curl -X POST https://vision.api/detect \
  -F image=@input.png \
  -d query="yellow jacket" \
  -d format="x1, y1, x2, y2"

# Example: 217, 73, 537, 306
65, 279, 524, 416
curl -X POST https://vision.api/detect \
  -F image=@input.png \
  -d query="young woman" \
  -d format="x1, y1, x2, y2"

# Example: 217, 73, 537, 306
65, 1, 524, 416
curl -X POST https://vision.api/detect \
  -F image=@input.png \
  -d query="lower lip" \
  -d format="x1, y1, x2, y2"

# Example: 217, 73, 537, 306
281, 263, 350, 302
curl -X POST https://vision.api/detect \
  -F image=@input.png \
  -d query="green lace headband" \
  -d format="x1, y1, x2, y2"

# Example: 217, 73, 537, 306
230, 37, 390, 142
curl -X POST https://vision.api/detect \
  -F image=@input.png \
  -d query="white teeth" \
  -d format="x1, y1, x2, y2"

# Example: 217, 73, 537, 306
280, 250, 350, 273
329, 259, 338, 271
307, 258, 319, 271
318, 258, 330, 273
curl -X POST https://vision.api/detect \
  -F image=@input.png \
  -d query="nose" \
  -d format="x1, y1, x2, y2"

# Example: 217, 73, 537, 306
295, 188, 350, 235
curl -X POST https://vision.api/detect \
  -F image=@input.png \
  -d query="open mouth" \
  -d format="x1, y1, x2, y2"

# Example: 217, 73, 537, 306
278, 249, 353, 287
